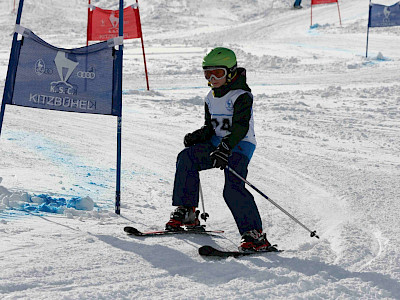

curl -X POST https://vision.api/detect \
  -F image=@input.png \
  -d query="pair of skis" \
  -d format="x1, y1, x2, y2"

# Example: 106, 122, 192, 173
124, 226, 282, 258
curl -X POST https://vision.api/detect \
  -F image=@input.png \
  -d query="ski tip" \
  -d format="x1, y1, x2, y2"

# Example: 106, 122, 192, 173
198, 245, 215, 256
124, 226, 141, 235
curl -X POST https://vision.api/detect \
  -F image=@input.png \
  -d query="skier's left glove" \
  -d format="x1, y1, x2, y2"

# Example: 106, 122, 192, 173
184, 125, 214, 147
210, 142, 231, 170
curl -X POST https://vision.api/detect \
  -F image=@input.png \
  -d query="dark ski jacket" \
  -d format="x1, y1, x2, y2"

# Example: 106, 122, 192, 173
190, 67, 254, 151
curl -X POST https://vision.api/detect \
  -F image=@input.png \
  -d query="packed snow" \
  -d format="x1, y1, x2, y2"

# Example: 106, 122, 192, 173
1, 0, 400, 298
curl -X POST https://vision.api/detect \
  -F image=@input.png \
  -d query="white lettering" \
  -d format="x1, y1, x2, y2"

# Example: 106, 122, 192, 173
38, 95, 45, 104
88, 101, 96, 110
28, 93, 98, 112
47, 96, 54, 106
63, 97, 70, 107
54, 97, 62, 106
79, 100, 87, 109
29, 94, 37, 102
70, 99, 79, 108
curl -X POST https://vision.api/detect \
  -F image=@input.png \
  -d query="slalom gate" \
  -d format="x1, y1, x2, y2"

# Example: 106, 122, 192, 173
0, 0, 125, 214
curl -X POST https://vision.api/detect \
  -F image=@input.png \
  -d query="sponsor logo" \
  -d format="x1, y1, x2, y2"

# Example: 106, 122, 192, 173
384, 7, 391, 20
51, 51, 79, 95
109, 12, 119, 29
226, 99, 234, 112
77, 71, 96, 79
35, 59, 53, 75
35, 59, 45, 75
54, 51, 78, 83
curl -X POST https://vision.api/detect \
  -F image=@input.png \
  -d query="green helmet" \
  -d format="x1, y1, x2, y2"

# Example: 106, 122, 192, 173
202, 47, 237, 69
202, 47, 237, 82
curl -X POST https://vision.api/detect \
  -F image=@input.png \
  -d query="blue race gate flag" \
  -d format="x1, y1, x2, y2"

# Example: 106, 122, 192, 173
366, 1, 400, 57
8, 27, 121, 116
369, 1, 400, 27
1, 0, 124, 215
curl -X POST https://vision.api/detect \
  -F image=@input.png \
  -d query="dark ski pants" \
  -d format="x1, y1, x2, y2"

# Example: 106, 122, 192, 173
172, 142, 263, 235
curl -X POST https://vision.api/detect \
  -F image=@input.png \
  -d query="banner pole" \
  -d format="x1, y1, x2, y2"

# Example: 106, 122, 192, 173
311, 3, 313, 27
116, 116, 122, 214
366, 1, 371, 57
115, 0, 124, 214
337, 0, 342, 25
366, 26, 370, 58
136, 0, 149, 91
0, 0, 24, 137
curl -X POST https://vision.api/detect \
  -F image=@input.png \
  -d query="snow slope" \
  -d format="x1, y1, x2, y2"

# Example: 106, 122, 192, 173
1, 0, 400, 298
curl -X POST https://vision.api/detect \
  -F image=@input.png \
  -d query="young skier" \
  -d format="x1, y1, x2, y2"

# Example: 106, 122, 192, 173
165, 47, 274, 252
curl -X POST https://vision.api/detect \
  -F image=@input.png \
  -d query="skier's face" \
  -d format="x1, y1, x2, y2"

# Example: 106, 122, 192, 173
209, 76, 226, 88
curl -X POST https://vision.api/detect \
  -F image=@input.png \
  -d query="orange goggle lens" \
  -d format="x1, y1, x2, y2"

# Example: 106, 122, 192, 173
204, 68, 227, 80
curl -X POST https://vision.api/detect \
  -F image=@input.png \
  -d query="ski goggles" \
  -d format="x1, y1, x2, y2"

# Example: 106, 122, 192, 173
203, 67, 227, 81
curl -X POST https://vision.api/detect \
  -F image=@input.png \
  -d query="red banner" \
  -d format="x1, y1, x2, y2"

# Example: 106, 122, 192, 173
312, 0, 337, 5
88, 5, 142, 41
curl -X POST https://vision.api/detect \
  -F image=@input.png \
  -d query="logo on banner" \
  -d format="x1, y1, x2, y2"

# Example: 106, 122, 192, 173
384, 7, 391, 21
35, 59, 53, 76
370, 2, 400, 27
109, 12, 119, 29
77, 70, 96, 79
35, 59, 45, 75
50, 51, 79, 95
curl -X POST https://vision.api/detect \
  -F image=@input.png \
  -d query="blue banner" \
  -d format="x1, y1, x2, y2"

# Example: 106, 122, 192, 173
11, 29, 120, 116
369, 1, 400, 27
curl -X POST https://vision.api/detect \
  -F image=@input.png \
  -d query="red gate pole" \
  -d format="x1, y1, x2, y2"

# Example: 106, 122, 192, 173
86, 0, 91, 46
311, 3, 313, 26
337, 0, 342, 26
140, 35, 150, 91
136, 0, 150, 90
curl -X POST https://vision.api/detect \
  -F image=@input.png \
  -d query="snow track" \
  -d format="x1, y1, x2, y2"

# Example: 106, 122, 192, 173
1, 0, 400, 298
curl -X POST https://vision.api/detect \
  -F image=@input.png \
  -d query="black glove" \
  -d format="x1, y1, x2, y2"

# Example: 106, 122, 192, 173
184, 126, 214, 147
210, 142, 231, 170
184, 132, 199, 147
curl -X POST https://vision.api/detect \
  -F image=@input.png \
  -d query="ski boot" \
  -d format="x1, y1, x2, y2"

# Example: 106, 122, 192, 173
239, 229, 277, 252
165, 206, 201, 231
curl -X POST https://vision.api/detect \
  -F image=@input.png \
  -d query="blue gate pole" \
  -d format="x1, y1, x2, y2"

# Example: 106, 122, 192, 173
0, 0, 25, 136
115, 0, 124, 214
366, 1, 371, 58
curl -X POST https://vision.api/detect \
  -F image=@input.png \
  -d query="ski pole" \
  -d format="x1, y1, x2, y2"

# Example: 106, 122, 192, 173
227, 166, 319, 239
199, 179, 209, 221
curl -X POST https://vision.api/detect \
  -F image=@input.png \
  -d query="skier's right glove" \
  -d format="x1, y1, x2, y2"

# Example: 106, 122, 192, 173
210, 142, 231, 170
